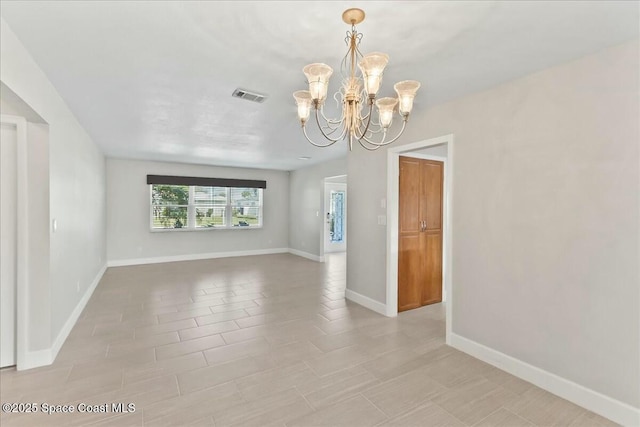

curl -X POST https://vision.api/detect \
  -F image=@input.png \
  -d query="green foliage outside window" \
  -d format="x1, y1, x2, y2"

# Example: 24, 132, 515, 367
152, 185, 189, 228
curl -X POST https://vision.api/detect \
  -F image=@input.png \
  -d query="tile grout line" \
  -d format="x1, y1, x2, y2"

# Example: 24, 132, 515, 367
432, 399, 469, 425
293, 385, 317, 411
359, 392, 392, 420
471, 405, 505, 426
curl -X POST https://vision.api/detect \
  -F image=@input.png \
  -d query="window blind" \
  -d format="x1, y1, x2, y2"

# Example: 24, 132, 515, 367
146, 175, 267, 189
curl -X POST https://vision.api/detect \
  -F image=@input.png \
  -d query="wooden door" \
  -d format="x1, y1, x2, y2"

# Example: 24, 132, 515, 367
421, 160, 443, 305
398, 157, 422, 311
398, 156, 443, 312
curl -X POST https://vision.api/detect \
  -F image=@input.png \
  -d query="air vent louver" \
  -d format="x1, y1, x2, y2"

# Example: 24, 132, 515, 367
232, 88, 268, 103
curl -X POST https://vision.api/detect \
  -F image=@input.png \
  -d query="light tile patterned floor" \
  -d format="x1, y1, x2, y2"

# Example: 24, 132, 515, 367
0, 253, 617, 426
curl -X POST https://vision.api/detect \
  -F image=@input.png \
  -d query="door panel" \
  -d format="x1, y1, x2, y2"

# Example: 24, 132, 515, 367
399, 157, 421, 234
422, 232, 443, 305
423, 161, 443, 231
398, 234, 421, 311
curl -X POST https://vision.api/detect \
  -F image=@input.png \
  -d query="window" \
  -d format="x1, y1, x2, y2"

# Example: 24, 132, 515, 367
148, 175, 265, 230
151, 185, 190, 229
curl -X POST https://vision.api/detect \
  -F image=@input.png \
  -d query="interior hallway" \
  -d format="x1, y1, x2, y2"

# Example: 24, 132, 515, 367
0, 253, 615, 426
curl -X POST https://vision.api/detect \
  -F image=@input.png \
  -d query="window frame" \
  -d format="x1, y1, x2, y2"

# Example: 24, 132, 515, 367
149, 184, 263, 232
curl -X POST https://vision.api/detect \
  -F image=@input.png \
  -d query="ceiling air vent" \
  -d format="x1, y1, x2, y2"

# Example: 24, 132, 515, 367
232, 88, 268, 103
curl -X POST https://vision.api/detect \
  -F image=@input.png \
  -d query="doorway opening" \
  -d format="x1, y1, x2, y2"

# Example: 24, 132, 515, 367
386, 134, 454, 344
323, 175, 347, 256
1, 82, 51, 370
0, 115, 28, 369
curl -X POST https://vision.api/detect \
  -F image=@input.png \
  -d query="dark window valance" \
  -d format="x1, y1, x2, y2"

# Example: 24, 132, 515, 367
147, 175, 267, 189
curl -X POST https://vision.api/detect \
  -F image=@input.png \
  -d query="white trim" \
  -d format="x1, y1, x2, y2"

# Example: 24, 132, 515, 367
450, 333, 640, 426
386, 134, 454, 346
323, 181, 347, 254
322, 174, 348, 259
17, 264, 108, 370
51, 264, 107, 360
288, 248, 325, 263
107, 248, 290, 267
400, 152, 447, 162
345, 289, 387, 316
21, 349, 52, 371
1, 114, 29, 371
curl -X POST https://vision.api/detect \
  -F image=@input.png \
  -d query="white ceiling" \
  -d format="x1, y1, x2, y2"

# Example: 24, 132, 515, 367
1, 1, 638, 170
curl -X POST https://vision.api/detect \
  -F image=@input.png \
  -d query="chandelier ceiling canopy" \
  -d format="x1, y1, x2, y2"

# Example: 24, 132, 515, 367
293, 8, 420, 151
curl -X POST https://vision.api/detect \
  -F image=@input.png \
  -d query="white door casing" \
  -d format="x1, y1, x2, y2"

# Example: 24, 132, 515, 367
386, 134, 454, 345
0, 122, 18, 367
324, 182, 347, 254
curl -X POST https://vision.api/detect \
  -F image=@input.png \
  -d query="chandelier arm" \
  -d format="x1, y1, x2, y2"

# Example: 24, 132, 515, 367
302, 126, 340, 148
319, 108, 344, 127
360, 110, 371, 121
320, 124, 343, 137
364, 126, 385, 136
353, 100, 375, 141
360, 129, 387, 146
315, 108, 349, 142
357, 139, 383, 151
359, 120, 408, 146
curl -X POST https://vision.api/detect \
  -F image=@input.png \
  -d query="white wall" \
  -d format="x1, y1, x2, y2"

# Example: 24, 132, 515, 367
0, 99, 50, 353
1, 19, 106, 359
348, 40, 639, 412
106, 158, 289, 263
25, 122, 51, 351
1, 82, 46, 123
288, 157, 347, 260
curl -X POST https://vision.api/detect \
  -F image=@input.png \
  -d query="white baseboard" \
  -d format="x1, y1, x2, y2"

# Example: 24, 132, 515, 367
20, 348, 52, 371
288, 248, 324, 262
52, 264, 107, 361
449, 333, 640, 426
18, 264, 107, 371
345, 289, 387, 316
107, 248, 289, 267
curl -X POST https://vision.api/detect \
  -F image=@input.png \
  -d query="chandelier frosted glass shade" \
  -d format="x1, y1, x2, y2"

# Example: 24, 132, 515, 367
292, 9, 420, 151
359, 52, 389, 96
394, 80, 421, 116
303, 63, 333, 103
375, 97, 398, 129
293, 90, 313, 124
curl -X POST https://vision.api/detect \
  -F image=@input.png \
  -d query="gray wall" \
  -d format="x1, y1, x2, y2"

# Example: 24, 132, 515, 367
1, 93, 50, 351
288, 157, 347, 258
347, 40, 639, 407
26, 122, 51, 350
1, 19, 107, 351
106, 158, 289, 262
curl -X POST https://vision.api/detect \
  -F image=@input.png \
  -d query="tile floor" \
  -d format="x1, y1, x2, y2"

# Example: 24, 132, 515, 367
0, 253, 617, 426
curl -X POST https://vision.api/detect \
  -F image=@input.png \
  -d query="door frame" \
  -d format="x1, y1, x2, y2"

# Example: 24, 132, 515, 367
0, 114, 28, 369
323, 181, 347, 254
321, 175, 347, 259
399, 153, 447, 305
386, 134, 454, 345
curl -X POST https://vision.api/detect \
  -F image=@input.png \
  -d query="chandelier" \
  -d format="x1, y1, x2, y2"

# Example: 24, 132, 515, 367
293, 8, 420, 151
